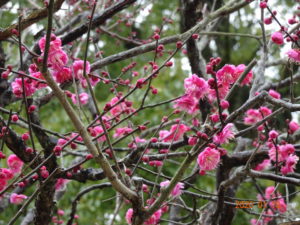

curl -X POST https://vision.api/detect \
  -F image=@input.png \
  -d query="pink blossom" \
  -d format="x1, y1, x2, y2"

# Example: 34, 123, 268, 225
48, 50, 68, 71
289, 121, 300, 134
12, 78, 36, 98
286, 49, 300, 63
31, 72, 47, 89
53, 67, 72, 83
160, 180, 184, 197
0, 179, 7, 191
254, 159, 270, 171
125, 208, 162, 225
71, 93, 89, 105
265, 186, 276, 199
39, 34, 62, 52
268, 89, 281, 99
197, 147, 220, 171
173, 95, 199, 114
270, 198, 287, 213
208, 83, 230, 101
113, 127, 133, 138
73, 60, 91, 87
0, 168, 14, 180
213, 123, 235, 144
10, 193, 27, 205
55, 178, 69, 190
244, 109, 261, 125
268, 130, 278, 139
280, 154, 299, 175
162, 124, 190, 142
250, 219, 263, 225
268, 144, 295, 162
108, 97, 134, 117
271, 31, 284, 45
188, 136, 198, 145
7, 155, 23, 174
234, 64, 253, 86
92, 126, 107, 142
184, 74, 208, 99
125, 208, 133, 224
216, 64, 236, 85
259, 106, 272, 117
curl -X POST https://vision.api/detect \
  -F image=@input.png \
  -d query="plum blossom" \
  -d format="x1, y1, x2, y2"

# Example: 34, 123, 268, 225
55, 178, 69, 191
268, 89, 281, 99
234, 64, 253, 86
11, 78, 36, 98
286, 48, 300, 63
289, 121, 300, 133
254, 159, 271, 171
213, 123, 235, 144
271, 31, 284, 45
216, 64, 236, 85
162, 124, 190, 142
48, 49, 69, 71
160, 180, 184, 197
113, 127, 133, 138
184, 74, 208, 99
173, 95, 199, 115
7, 155, 24, 174
10, 193, 27, 205
197, 147, 220, 171
39, 34, 62, 53
53, 67, 72, 83
126, 208, 162, 225
280, 154, 299, 175
71, 92, 89, 105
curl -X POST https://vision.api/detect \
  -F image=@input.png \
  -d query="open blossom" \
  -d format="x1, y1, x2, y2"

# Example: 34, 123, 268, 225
71, 92, 89, 105
184, 74, 208, 99
10, 193, 27, 205
160, 180, 184, 197
39, 34, 62, 53
126, 208, 162, 225
254, 159, 270, 171
91, 126, 107, 142
197, 147, 220, 171
0, 168, 14, 180
162, 124, 190, 142
244, 107, 272, 125
53, 67, 72, 83
289, 121, 300, 133
48, 49, 68, 71
268, 143, 295, 162
173, 95, 199, 115
234, 64, 253, 86
286, 48, 300, 63
7, 155, 24, 174
31, 72, 47, 89
280, 154, 299, 175
216, 64, 236, 85
113, 127, 133, 138
208, 83, 230, 101
11, 78, 36, 98
213, 123, 235, 144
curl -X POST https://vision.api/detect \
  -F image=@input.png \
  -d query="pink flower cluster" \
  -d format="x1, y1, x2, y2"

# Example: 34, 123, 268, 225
0, 155, 23, 192
244, 106, 272, 125
11, 34, 99, 107
126, 208, 162, 225
252, 186, 287, 225
174, 63, 253, 114
286, 49, 300, 63
268, 143, 299, 175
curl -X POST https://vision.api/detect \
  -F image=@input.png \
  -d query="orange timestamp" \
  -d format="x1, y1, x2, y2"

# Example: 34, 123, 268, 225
235, 200, 267, 209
